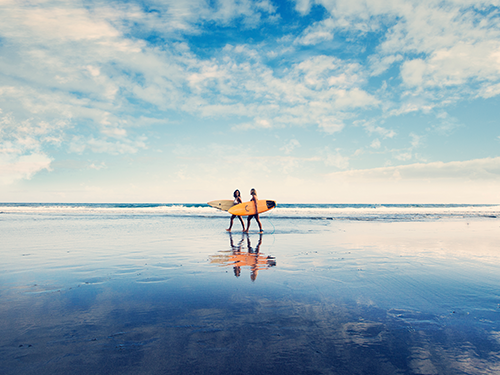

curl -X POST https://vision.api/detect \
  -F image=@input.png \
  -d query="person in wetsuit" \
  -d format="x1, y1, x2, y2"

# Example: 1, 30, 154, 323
226, 189, 245, 232
244, 188, 263, 233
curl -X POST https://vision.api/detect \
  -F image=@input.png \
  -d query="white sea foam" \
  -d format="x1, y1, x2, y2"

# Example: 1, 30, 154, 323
0, 203, 498, 221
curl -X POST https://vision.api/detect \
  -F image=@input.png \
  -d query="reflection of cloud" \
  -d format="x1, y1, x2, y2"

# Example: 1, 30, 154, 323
341, 322, 384, 346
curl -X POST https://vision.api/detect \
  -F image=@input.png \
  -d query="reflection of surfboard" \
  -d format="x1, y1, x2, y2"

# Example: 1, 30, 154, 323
207, 200, 235, 212
210, 252, 276, 269
228, 200, 276, 216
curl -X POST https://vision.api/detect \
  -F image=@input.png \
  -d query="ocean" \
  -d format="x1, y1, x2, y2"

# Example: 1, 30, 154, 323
1, 203, 500, 374
1, 202, 498, 221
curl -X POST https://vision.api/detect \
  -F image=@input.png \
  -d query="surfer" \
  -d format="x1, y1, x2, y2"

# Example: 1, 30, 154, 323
244, 188, 263, 233
226, 190, 245, 232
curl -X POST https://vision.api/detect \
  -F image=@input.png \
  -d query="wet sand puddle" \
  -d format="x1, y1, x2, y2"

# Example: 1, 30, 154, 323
1, 214, 500, 374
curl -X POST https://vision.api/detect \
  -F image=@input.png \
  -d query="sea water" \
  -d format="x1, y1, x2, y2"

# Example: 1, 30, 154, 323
1, 203, 500, 374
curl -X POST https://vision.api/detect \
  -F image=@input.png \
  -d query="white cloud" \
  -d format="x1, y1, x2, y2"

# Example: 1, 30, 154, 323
88, 162, 107, 170
280, 139, 301, 154
395, 151, 412, 161
479, 82, 500, 99
401, 59, 427, 87
232, 118, 273, 130
2, 0, 498, 135
334, 88, 380, 109
295, 18, 335, 45
324, 148, 349, 169
70, 136, 147, 155
289, 0, 500, 115
410, 133, 420, 148
362, 121, 396, 138
432, 113, 462, 134
329, 157, 500, 180
0, 108, 67, 185
210, 0, 276, 26
318, 118, 344, 134
101, 126, 128, 138
322, 156, 500, 203
0, 152, 52, 185
400, 42, 500, 90
0, 0, 499, 195
190, 53, 376, 131
294, 0, 312, 15
371, 139, 381, 149
369, 54, 403, 76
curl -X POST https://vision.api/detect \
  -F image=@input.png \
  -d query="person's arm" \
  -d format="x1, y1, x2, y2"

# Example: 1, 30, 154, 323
253, 196, 258, 214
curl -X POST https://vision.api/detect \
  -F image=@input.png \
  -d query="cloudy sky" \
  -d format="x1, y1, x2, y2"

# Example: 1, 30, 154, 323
1, 0, 499, 203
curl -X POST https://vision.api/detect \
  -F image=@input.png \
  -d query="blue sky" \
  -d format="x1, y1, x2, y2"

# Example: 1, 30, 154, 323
1, 0, 499, 203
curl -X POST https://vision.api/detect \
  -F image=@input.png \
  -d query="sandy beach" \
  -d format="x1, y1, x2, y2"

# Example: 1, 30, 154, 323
1, 206, 500, 374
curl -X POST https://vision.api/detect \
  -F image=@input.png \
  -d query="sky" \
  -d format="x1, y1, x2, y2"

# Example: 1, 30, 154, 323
0, 0, 499, 203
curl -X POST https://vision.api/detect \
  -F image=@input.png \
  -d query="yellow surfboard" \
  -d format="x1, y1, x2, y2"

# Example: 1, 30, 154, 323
207, 200, 235, 212
228, 200, 276, 216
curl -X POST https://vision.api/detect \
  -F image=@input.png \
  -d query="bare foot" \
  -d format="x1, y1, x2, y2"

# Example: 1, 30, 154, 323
226, 229, 231, 232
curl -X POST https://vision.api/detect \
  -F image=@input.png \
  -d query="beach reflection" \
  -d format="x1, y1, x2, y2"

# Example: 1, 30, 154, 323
209, 233, 276, 281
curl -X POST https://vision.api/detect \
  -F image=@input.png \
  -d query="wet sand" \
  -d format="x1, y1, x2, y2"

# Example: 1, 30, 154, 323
1, 213, 500, 374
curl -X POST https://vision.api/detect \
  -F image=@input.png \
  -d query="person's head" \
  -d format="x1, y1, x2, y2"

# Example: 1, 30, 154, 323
251, 269, 258, 282
250, 188, 257, 196
233, 266, 241, 278
233, 189, 241, 198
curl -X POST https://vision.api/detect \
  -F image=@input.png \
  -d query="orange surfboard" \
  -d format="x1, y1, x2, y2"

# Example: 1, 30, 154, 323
228, 200, 276, 216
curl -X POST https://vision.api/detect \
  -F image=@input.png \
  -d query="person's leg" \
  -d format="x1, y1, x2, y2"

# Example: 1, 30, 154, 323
226, 215, 235, 231
238, 216, 245, 231
245, 216, 252, 232
256, 214, 263, 232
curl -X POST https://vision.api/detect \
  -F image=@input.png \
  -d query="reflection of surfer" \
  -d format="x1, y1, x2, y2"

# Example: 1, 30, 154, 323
244, 188, 263, 233
229, 232, 245, 277
226, 190, 245, 232
209, 233, 276, 281
248, 233, 262, 281
229, 233, 276, 281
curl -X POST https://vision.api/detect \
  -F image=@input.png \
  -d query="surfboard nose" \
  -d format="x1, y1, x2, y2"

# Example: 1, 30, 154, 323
266, 200, 276, 209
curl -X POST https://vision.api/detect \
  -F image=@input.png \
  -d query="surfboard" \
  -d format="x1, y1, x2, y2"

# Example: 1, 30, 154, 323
228, 200, 276, 216
207, 200, 236, 212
